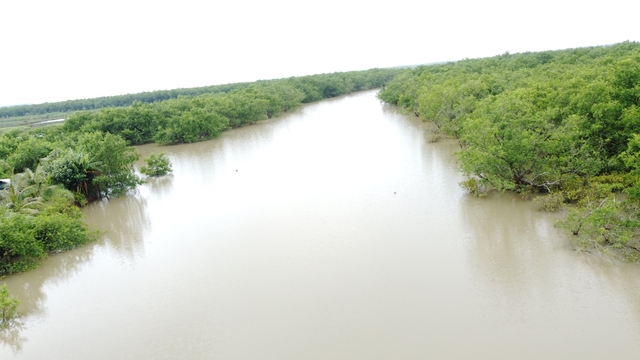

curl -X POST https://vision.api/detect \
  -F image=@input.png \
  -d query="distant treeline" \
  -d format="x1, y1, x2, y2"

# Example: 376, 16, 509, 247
0, 69, 399, 121
0, 68, 401, 275
379, 41, 640, 260
61, 69, 401, 145
0, 82, 248, 119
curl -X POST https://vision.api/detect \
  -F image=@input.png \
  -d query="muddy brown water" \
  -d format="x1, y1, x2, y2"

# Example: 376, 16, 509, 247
2, 90, 640, 359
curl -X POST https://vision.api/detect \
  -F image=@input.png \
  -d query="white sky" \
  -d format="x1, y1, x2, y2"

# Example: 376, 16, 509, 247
1, 0, 638, 107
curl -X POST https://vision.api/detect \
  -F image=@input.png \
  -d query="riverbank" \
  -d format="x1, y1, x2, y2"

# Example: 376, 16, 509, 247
378, 42, 640, 259
2, 90, 640, 359
0, 69, 403, 277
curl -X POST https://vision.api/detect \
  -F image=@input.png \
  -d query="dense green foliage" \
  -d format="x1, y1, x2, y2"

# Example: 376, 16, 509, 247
0, 284, 20, 327
60, 69, 400, 145
0, 69, 400, 128
0, 82, 249, 122
379, 42, 640, 260
141, 153, 172, 177
0, 68, 401, 275
0, 169, 97, 275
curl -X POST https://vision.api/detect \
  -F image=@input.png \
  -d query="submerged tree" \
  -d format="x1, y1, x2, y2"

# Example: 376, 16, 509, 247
140, 153, 172, 177
0, 284, 19, 328
378, 41, 640, 261
77, 132, 142, 198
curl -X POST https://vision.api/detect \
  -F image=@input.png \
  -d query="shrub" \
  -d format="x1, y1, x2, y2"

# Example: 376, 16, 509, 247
140, 153, 172, 177
0, 212, 45, 275
33, 210, 97, 252
460, 178, 488, 197
0, 284, 19, 327
533, 192, 565, 212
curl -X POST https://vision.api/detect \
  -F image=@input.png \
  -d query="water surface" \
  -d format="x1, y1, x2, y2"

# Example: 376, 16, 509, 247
2, 90, 640, 359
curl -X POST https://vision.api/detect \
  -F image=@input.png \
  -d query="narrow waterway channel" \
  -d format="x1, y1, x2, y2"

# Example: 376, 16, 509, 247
2, 90, 640, 359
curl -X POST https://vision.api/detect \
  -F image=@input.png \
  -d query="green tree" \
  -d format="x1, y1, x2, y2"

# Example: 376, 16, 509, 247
21, 165, 61, 200
154, 109, 229, 144
140, 153, 172, 177
7, 137, 52, 173
458, 90, 601, 192
0, 210, 45, 275
44, 149, 101, 198
77, 132, 142, 198
621, 134, 640, 200
0, 284, 20, 327
0, 160, 11, 179
34, 208, 97, 252
560, 197, 640, 261
0, 173, 43, 215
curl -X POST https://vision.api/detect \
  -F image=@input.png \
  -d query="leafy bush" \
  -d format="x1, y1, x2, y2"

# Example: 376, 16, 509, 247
0, 205, 98, 275
459, 178, 488, 197
140, 153, 172, 177
380, 41, 640, 261
559, 197, 640, 261
33, 209, 97, 252
0, 211, 45, 275
533, 192, 565, 212
0, 284, 20, 327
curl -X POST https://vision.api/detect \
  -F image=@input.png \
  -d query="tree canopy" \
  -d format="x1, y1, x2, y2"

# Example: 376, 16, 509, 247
379, 42, 640, 260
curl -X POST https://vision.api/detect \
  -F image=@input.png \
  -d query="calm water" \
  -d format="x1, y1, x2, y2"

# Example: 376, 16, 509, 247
2, 90, 640, 359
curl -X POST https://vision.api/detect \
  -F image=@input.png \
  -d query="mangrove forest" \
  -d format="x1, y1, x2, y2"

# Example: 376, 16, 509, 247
378, 41, 640, 259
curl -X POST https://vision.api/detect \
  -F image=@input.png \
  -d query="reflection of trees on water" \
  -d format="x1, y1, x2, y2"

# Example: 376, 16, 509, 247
580, 259, 640, 330
460, 192, 640, 327
0, 320, 26, 355
16, 243, 96, 317
0, 241, 96, 352
164, 110, 284, 171
460, 192, 580, 302
144, 174, 174, 199
13, 194, 150, 314
0, 192, 152, 351
381, 101, 461, 170
87, 193, 150, 261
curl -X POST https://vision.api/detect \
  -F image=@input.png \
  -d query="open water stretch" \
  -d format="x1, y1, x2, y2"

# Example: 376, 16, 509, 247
2, 90, 640, 359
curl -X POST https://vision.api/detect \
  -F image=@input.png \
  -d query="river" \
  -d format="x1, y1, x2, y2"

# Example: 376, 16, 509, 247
1, 90, 640, 359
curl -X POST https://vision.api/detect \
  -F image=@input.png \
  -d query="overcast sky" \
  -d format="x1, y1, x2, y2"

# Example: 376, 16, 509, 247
1, 0, 638, 107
